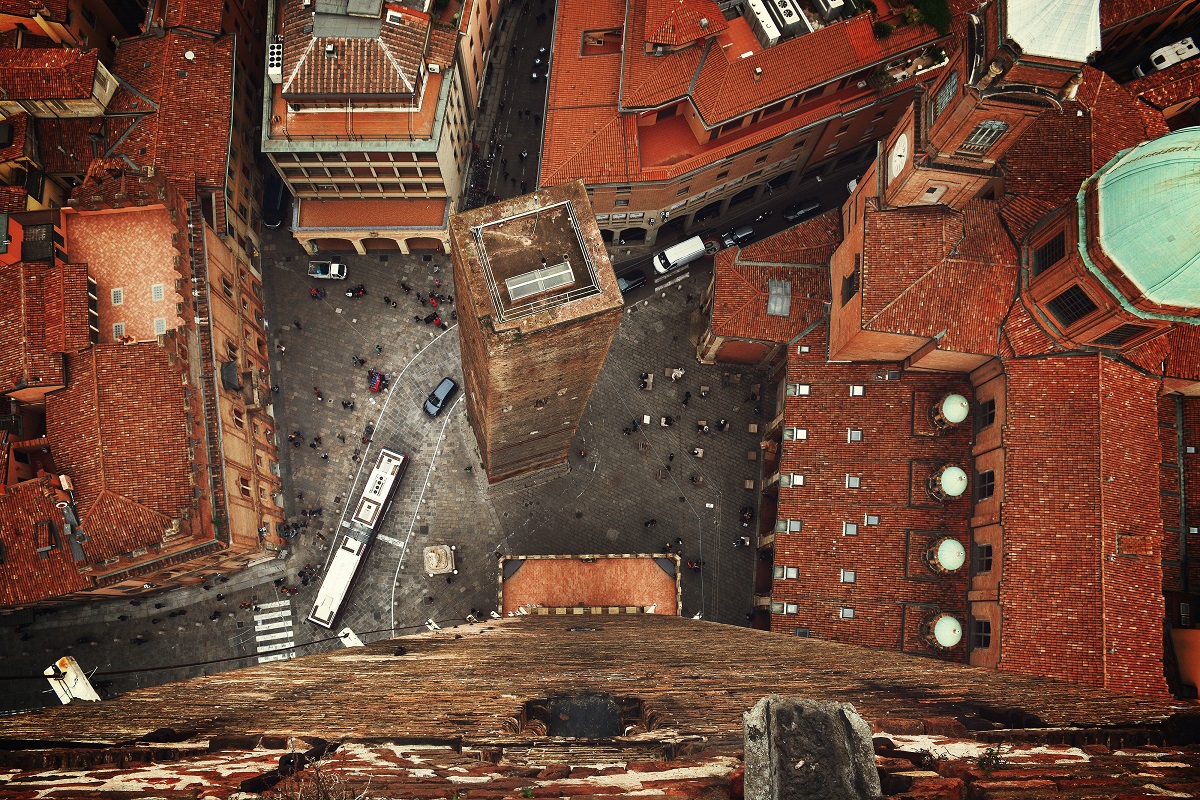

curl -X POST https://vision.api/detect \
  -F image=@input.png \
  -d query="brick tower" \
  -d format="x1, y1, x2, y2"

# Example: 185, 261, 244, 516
449, 180, 623, 484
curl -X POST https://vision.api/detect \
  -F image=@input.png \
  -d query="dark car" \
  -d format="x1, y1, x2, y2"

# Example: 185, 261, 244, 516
423, 377, 458, 417
616, 269, 646, 294
782, 200, 821, 223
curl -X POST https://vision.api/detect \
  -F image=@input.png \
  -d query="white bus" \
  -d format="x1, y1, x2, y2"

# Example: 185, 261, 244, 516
307, 448, 409, 629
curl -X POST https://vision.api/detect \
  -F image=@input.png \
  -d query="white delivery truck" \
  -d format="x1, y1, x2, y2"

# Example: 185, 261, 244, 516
308, 259, 347, 279
652, 235, 707, 275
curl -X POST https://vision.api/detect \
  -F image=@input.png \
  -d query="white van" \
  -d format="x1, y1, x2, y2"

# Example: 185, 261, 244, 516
1133, 37, 1198, 78
652, 235, 706, 275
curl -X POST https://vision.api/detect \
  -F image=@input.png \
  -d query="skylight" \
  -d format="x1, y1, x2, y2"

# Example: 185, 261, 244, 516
766, 279, 792, 316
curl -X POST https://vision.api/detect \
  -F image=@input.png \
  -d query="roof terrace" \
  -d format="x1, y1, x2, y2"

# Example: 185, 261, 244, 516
470, 198, 602, 322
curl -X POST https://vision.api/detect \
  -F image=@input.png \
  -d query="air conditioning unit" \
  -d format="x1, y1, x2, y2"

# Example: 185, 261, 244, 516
302, 0, 311, 7
267, 42, 283, 85
428, 63, 441, 74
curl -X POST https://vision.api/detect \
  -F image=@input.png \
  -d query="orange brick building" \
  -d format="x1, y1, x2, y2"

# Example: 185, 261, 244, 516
0, 6, 284, 610
697, 0, 1200, 695
540, 0, 952, 247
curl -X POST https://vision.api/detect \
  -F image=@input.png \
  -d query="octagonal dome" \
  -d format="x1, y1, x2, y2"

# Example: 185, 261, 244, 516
1094, 127, 1200, 309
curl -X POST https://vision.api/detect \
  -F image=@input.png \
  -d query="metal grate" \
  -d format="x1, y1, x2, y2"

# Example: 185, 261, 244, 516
1046, 284, 1097, 328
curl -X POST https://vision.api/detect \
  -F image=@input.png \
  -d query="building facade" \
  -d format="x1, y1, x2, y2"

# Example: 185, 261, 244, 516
540, 0, 952, 247
260, 0, 499, 255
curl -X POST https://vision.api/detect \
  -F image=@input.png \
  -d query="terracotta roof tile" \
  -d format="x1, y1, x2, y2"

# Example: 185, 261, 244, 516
709, 212, 839, 342
860, 201, 1018, 356
1129, 56, 1200, 115
0, 111, 29, 163
38, 117, 103, 175
0, 262, 93, 395
95, 32, 233, 199
164, 0, 223, 32
45, 344, 195, 561
541, 107, 640, 186
281, 3, 427, 97
999, 355, 1167, 694
1100, 0, 1178, 29
500, 555, 680, 614
1001, 67, 1167, 218
643, 0, 727, 46
0, 184, 26, 213
618, 2, 707, 110
0, 46, 97, 99
688, 15, 933, 125
0, 478, 92, 607
1128, 325, 1200, 383
1000, 298, 1064, 358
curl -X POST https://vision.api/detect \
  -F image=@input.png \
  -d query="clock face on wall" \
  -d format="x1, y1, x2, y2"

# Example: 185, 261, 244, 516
889, 133, 909, 183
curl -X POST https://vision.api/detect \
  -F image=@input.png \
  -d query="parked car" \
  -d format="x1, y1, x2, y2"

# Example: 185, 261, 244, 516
616, 269, 647, 294
308, 259, 347, 279
423, 377, 459, 417
782, 201, 821, 222
720, 225, 755, 249
1133, 37, 1198, 78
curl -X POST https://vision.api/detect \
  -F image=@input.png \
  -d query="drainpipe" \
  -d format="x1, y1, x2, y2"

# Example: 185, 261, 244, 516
1177, 395, 1189, 594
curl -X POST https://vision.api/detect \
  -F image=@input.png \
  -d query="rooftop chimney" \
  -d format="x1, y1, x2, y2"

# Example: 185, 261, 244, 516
753, 66, 763, 81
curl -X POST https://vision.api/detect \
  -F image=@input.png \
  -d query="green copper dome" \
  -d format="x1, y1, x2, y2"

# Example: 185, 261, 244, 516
1093, 126, 1200, 309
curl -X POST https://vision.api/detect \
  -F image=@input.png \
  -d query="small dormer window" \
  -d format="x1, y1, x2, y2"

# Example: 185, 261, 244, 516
386, 9, 402, 23
1031, 231, 1065, 276
1045, 284, 1098, 328
847, 428, 863, 442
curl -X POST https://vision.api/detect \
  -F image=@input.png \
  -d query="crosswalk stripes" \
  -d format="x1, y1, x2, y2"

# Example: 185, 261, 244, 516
253, 599, 296, 664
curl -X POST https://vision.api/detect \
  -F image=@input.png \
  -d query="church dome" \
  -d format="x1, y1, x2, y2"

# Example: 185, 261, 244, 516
1093, 126, 1200, 309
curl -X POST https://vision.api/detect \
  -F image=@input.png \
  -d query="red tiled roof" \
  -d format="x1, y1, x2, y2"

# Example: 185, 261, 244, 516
281, 3, 427, 97
38, 117, 103, 174
1127, 324, 1200, 384
541, 106, 640, 186
643, 0, 727, 46
94, 32, 233, 199
45, 344, 195, 563
999, 355, 1167, 694
0, 111, 29, 163
999, 298, 1065, 358
296, 196, 448, 229
0, 184, 27, 212
1129, 55, 1200, 114
0, 262, 92, 395
686, 14, 935, 124
500, 555, 680, 614
0, 46, 97, 99
710, 211, 838, 343
164, 0, 222, 33
1100, 0, 1179, 29
859, 200, 1019, 356
771, 321, 973, 652
1000, 67, 1167, 238
0, 478, 92, 607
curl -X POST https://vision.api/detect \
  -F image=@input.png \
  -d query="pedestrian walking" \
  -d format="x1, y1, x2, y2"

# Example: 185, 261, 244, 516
384, 296, 391, 305
375, 344, 383, 355
293, 319, 302, 330
276, 343, 286, 353
321, 452, 329, 460
338, 433, 346, 442
644, 518, 657, 528
216, 593, 225, 601
391, 300, 398, 309
520, 149, 528, 160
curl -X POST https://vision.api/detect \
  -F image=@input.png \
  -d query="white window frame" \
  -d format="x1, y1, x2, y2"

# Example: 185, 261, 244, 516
111, 287, 124, 305
840, 569, 856, 584
843, 522, 858, 536
151, 283, 165, 302
786, 383, 811, 396
784, 602, 799, 615
839, 607, 855, 619
846, 475, 861, 488
864, 514, 880, 526
849, 385, 864, 396
112, 322, 125, 338
784, 427, 808, 441
153, 317, 167, 335
848, 428, 863, 442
